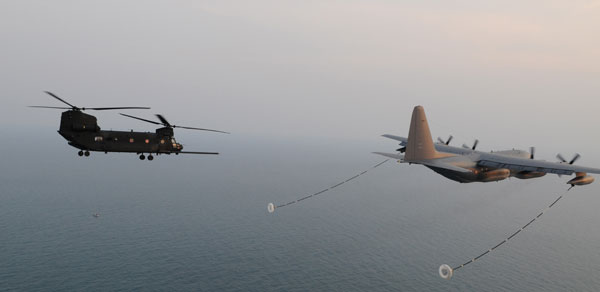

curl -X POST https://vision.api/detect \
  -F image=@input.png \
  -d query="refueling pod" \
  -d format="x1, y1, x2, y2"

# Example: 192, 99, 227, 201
567, 172, 595, 186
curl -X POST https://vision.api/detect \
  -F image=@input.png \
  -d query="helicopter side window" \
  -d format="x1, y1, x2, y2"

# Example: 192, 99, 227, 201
145, 139, 150, 144
94, 136, 103, 142
129, 138, 134, 143
160, 139, 165, 144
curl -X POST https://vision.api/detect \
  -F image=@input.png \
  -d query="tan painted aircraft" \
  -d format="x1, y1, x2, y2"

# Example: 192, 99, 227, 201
375, 106, 600, 188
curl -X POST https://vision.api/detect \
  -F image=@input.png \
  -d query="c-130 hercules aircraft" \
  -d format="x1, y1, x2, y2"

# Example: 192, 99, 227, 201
375, 106, 600, 188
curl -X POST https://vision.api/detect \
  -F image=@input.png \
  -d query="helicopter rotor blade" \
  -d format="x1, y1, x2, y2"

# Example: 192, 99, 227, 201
119, 113, 162, 125
556, 153, 567, 163
88, 107, 150, 111
125, 113, 229, 133
155, 114, 172, 127
44, 91, 78, 109
172, 125, 230, 134
28, 106, 72, 109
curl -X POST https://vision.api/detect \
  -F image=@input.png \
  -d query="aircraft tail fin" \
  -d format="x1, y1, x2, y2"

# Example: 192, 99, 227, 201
405, 106, 450, 162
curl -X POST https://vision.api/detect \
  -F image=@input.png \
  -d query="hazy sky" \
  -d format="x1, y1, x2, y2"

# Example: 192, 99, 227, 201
2, 0, 599, 156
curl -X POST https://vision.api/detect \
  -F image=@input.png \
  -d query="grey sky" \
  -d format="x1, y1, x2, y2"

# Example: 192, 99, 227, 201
2, 0, 599, 155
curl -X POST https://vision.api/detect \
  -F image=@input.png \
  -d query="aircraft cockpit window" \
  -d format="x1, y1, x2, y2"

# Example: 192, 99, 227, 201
171, 138, 176, 144
94, 136, 103, 142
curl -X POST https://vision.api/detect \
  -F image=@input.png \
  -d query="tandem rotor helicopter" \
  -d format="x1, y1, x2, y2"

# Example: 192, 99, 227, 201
30, 91, 229, 160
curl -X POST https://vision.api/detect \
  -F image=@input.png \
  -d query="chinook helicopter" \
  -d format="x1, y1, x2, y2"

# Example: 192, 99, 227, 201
30, 91, 229, 160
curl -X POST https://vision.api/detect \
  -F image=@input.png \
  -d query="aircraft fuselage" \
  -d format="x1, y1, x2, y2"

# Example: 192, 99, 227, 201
422, 144, 546, 183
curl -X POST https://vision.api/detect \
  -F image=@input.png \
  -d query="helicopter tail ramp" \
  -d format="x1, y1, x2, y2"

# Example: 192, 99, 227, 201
405, 106, 450, 162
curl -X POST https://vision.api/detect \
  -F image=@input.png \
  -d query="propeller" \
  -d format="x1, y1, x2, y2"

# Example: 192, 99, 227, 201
557, 153, 580, 165
437, 135, 453, 145
462, 139, 479, 150
29, 91, 150, 111
120, 113, 230, 134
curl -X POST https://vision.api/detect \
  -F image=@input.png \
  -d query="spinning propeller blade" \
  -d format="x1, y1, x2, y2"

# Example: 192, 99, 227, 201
462, 139, 479, 150
556, 153, 581, 165
437, 135, 453, 145
570, 153, 581, 165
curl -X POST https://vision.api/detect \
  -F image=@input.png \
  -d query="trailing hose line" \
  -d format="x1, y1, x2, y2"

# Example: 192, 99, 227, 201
267, 159, 389, 213
439, 192, 568, 279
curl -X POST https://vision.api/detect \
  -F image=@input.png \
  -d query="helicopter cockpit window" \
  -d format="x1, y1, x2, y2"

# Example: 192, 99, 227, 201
171, 138, 176, 144
94, 136, 103, 142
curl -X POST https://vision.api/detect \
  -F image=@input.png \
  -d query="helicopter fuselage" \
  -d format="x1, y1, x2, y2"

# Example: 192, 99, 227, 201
58, 110, 183, 156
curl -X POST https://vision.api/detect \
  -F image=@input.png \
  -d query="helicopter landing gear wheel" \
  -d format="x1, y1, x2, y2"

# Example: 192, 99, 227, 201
139, 154, 145, 160
78, 151, 84, 157
148, 155, 154, 161
84, 151, 90, 157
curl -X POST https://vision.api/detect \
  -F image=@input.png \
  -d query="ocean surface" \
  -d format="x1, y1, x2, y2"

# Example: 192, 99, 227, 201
2, 130, 600, 291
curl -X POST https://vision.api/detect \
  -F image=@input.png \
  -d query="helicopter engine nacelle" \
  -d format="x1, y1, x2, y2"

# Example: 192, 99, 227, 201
61, 111, 100, 132
514, 171, 547, 179
567, 172, 594, 186
156, 127, 174, 137
480, 169, 511, 182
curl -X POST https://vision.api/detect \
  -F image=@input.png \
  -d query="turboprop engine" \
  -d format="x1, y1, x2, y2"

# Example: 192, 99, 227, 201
480, 169, 511, 182
567, 172, 595, 187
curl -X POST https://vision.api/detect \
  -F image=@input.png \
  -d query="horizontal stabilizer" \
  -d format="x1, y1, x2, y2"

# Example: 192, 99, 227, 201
382, 134, 408, 145
373, 152, 404, 160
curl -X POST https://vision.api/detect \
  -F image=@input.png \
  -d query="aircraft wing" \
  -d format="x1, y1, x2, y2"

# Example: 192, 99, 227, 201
373, 152, 404, 160
477, 153, 600, 175
382, 134, 407, 145
373, 151, 472, 173
414, 159, 473, 173
158, 151, 219, 155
